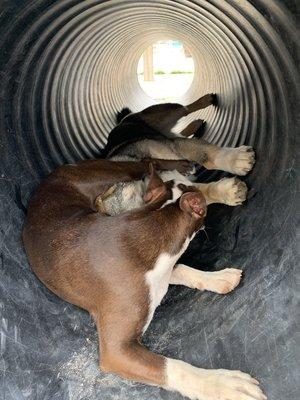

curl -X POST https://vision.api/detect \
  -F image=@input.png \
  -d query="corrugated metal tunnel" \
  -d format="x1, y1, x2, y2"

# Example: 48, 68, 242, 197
0, 1, 299, 399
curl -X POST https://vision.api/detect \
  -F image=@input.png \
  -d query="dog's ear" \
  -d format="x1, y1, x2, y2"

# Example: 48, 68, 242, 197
179, 192, 206, 218
143, 163, 167, 204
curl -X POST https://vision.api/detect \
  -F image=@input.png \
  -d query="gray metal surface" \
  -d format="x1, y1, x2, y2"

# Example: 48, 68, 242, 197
0, 1, 299, 399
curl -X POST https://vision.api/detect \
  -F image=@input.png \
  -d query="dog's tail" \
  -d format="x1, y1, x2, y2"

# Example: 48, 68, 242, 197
116, 107, 132, 124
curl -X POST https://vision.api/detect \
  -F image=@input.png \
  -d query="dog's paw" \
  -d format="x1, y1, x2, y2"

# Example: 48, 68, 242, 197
216, 177, 247, 206
198, 369, 266, 400
199, 93, 218, 108
167, 359, 267, 400
200, 268, 242, 294
221, 146, 255, 175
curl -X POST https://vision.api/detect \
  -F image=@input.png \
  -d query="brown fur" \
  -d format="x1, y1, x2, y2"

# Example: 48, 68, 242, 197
23, 158, 205, 386
22, 92, 258, 398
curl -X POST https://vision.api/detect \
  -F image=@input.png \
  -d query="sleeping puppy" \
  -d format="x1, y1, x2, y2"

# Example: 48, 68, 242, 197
23, 158, 266, 400
100, 94, 254, 213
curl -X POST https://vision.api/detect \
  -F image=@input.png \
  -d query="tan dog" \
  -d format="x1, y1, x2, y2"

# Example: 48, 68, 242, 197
23, 157, 266, 400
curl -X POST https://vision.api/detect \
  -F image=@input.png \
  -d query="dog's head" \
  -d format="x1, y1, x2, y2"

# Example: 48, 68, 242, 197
143, 164, 206, 230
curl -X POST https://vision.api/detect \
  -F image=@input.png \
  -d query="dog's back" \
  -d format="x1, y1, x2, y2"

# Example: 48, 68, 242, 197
116, 107, 132, 124
102, 108, 166, 158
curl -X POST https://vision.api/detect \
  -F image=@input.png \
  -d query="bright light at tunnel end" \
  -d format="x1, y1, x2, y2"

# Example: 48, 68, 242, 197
137, 40, 195, 103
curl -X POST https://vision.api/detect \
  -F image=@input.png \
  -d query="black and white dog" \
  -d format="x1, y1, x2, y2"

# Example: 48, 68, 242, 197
99, 93, 254, 215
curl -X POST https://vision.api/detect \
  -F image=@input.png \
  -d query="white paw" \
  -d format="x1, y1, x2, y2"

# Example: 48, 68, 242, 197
216, 146, 255, 175
228, 145, 255, 175
200, 268, 242, 294
167, 359, 267, 400
199, 369, 267, 400
216, 177, 247, 206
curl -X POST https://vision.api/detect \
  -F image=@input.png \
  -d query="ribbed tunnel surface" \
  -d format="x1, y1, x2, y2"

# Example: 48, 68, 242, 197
0, 1, 299, 399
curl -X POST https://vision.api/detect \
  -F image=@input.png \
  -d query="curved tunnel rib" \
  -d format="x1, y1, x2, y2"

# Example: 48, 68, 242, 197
0, 1, 299, 400
0, 0, 298, 178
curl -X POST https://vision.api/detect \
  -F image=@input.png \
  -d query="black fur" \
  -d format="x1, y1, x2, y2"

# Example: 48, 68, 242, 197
193, 121, 207, 139
102, 118, 165, 158
116, 108, 132, 124
103, 103, 208, 158
211, 93, 218, 107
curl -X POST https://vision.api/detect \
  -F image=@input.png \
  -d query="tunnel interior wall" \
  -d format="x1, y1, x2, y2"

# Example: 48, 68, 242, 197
0, 1, 299, 399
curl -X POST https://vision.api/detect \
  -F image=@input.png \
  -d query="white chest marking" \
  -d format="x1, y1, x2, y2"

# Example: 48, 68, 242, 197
143, 237, 192, 333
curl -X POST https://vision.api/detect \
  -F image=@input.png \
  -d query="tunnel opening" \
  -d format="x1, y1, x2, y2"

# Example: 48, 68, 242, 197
0, 1, 299, 400
137, 40, 195, 102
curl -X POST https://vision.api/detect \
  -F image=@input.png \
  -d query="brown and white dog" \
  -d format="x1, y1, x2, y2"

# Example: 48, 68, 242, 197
23, 95, 266, 400
23, 169, 265, 399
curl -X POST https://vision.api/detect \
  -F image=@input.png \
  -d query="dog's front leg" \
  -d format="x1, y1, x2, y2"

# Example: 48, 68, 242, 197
196, 177, 248, 206
178, 119, 206, 137
173, 138, 255, 175
170, 264, 242, 294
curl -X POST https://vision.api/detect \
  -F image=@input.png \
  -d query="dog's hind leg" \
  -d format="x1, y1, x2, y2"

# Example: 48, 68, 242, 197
92, 287, 166, 387
171, 138, 256, 175
93, 295, 265, 400
120, 136, 255, 175
133, 94, 216, 136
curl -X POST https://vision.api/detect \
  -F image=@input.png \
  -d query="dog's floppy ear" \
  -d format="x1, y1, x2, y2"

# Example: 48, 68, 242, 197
143, 163, 167, 204
179, 192, 206, 219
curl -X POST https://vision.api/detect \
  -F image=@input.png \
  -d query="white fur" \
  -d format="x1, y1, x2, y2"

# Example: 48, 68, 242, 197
211, 177, 247, 206
162, 182, 184, 208
170, 185, 183, 204
170, 265, 242, 294
165, 358, 266, 400
196, 178, 247, 206
143, 237, 191, 333
159, 170, 191, 186
214, 146, 255, 176
122, 181, 145, 206
160, 170, 192, 207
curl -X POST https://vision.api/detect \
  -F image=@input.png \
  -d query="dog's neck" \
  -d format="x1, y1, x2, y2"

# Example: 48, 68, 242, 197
122, 200, 200, 259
